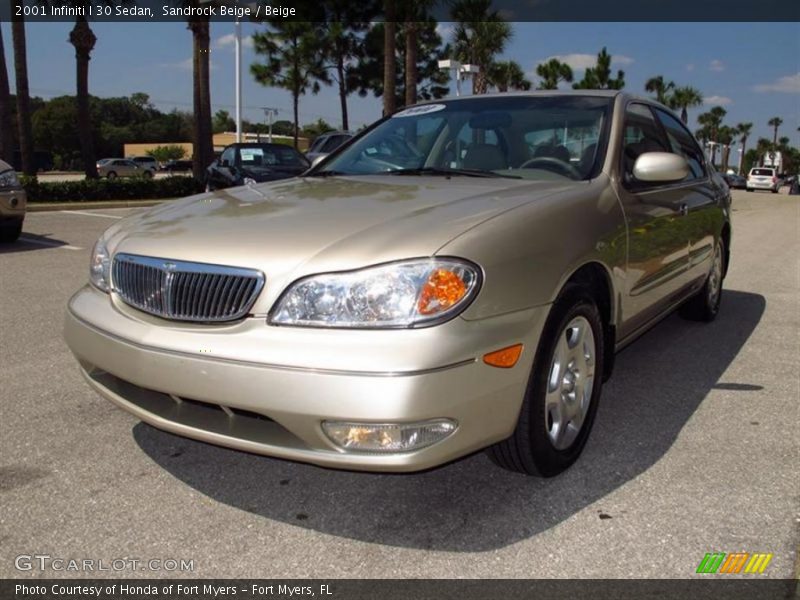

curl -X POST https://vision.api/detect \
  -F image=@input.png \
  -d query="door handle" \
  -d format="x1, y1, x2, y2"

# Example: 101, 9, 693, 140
679, 203, 689, 216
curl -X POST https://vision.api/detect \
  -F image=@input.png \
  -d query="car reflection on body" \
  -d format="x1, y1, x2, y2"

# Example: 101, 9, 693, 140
65, 92, 731, 476
205, 143, 310, 191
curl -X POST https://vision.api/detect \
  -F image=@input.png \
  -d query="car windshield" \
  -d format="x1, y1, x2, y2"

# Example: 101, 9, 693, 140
317, 95, 612, 181
239, 145, 307, 168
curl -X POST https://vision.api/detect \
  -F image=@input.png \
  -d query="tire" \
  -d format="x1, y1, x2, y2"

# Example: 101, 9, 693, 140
771, 188, 778, 194
488, 285, 605, 476
106, 171, 117, 180
204, 180, 212, 193
142, 170, 153, 179
0, 219, 23, 243
679, 237, 725, 322
746, 188, 752, 192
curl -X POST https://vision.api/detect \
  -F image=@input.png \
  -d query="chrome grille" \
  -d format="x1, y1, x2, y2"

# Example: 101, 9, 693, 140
112, 253, 264, 322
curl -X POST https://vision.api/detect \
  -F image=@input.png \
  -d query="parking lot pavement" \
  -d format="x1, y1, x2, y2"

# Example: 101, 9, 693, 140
1, 192, 798, 579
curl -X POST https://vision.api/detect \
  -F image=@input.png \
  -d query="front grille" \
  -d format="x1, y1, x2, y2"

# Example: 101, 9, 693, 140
112, 253, 264, 322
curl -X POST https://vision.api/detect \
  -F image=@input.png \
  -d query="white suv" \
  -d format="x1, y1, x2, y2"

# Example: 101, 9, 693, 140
747, 167, 781, 193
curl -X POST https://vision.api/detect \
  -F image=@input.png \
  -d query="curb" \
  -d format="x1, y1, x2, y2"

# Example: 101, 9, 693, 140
27, 199, 175, 212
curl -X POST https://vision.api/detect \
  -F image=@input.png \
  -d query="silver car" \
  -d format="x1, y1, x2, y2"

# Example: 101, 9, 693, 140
0, 159, 26, 243
65, 92, 731, 476
97, 158, 153, 179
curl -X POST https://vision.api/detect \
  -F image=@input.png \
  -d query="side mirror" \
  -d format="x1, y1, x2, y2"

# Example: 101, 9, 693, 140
311, 155, 326, 168
633, 152, 689, 183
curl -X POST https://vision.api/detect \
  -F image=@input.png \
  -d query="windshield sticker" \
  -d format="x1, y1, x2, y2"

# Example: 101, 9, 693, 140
392, 104, 446, 118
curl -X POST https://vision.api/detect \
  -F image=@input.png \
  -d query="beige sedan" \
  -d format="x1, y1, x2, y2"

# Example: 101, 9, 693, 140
0, 159, 26, 242
65, 92, 731, 476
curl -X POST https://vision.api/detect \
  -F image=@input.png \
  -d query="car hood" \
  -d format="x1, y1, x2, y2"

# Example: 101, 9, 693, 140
105, 175, 580, 314
242, 165, 307, 179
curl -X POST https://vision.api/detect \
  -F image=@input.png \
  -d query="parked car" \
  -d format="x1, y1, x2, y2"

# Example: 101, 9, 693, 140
722, 173, 746, 189
205, 143, 310, 191
746, 167, 781, 193
306, 131, 354, 164
128, 156, 159, 173
160, 159, 193, 173
96, 158, 153, 179
65, 92, 731, 476
0, 159, 26, 243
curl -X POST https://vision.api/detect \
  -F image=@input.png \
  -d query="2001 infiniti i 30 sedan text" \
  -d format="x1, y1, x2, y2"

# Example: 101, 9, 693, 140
65, 92, 731, 476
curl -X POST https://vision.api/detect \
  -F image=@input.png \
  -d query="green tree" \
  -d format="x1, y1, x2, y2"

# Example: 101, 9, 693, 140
146, 145, 187, 162
400, 1, 437, 106
735, 122, 752, 174
644, 75, 674, 104
488, 60, 531, 92
251, 21, 330, 149
696, 106, 727, 164
212, 109, 235, 134
319, 0, 379, 129
535, 58, 573, 90
768, 116, 783, 145
186, 8, 214, 181
348, 21, 450, 109
572, 47, 625, 90
451, 0, 513, 95
667, 86, 703, 124
717, 125, 738, 174
301, 118, 336, 140
0, 26, 13, 163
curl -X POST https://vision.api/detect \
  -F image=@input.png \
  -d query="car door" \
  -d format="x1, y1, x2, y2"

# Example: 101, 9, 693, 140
214, 146, 237, 189
652, 107, 723, 289
615, 102, 693, 339
122, 160, 140, 177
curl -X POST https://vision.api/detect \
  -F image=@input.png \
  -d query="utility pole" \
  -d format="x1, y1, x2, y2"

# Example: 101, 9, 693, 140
234, 19, 242, 143
262, 107, 278, 143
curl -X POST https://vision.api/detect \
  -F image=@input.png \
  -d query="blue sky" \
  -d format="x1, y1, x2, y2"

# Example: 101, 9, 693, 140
2, 21, 798, 145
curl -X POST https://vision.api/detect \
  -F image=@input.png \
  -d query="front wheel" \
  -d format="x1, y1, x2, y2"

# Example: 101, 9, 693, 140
679, 237, 725, 322
106, 171, 117, 180
142, 170, 153, 179
488, 285, 604, 476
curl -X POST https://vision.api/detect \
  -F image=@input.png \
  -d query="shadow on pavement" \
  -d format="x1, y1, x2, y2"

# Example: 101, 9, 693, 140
0, 232, 72, 254
134, 289, 765, 552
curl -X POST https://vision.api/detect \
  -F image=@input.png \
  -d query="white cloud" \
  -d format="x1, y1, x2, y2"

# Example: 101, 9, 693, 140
686, 63, 695, 72
540, 53, 634, 71
215, 33, 254, 50
753, 72, 800, 94
709, 59, 725, 72
704, 95, 733, 106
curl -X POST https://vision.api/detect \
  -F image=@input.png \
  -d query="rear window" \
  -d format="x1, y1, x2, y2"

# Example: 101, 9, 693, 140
750, 168, 774, 176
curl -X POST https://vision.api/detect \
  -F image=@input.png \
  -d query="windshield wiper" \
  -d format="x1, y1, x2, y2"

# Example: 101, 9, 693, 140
385, 167, 521, 179
304, 170, 348, 177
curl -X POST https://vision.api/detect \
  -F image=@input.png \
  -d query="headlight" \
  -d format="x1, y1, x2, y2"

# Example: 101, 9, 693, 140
89, 238, 111, 292
270, 258, 480, 328
0, 169, 19, 188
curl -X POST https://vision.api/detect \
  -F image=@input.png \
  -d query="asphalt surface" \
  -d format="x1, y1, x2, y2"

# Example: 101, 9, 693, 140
1, 189, 798, 579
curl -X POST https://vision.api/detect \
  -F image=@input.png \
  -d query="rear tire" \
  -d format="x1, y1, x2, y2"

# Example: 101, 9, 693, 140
142, 170, 153, 179
488, 285, 604, 476
106, 172, 117, 180
0, 219, 23, 243
679, 237, 725, 322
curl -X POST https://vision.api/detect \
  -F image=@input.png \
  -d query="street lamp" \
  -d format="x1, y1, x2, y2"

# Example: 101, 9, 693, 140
437, 60, 480, 97
234, 18, 242, 143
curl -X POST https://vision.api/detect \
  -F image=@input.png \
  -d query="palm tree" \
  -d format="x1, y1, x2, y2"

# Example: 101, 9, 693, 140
735, 122, 752, 174
644, 75, 674, 104
383, 0, 397, 115
668, 86, 703, 124
187, 14, 213, 181
717, 125, 738, 174
451, 0, 513, 95
0, 26, 13, 164
535, 59, 573, 90
488, 60, 531, 92
768, 117, 783, 145
696, 106, 727, 164
12, 15, 35, 176
251, 22, 329, 149
572, 47, 625, 90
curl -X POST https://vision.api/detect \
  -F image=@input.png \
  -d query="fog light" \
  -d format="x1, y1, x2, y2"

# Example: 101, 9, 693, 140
322, 420, 457, 452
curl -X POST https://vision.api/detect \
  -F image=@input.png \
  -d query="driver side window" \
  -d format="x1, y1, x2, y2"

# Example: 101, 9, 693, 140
221, 147, 236, 167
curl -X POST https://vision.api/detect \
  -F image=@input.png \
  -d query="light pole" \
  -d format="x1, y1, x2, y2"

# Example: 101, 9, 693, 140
234, 19, 242, 143
437, 60, 480, 97
737, 147, 743, 175
262, 107, 278, 142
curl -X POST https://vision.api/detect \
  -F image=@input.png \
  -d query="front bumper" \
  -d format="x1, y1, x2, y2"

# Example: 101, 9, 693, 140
65, 285, 548, 472
0, 187, 26, 221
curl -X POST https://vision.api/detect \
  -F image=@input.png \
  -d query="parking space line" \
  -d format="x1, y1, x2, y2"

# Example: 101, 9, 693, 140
60, 210, 124, 219
18, 236, 83, 251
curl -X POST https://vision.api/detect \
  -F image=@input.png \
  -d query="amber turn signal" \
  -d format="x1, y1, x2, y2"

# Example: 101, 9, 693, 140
417, 268, 469, 315
483, 344, 524, 368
